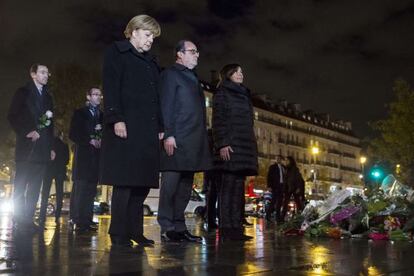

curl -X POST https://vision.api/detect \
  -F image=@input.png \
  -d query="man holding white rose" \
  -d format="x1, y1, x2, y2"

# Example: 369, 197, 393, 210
7, 63, 55, 233
69, 87, 103, 232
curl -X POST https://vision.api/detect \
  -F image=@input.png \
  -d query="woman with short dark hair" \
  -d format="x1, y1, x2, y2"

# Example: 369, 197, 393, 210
212, 63, 258, 241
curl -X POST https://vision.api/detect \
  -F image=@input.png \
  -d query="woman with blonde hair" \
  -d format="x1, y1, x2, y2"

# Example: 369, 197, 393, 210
100, 15, 163, 248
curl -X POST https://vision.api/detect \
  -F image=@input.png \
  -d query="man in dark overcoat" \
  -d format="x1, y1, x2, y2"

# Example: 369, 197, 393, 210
158, 40, 212, 242
266, 155, 286, 222
7, 63, 54, 232
69, 88, 103, 232
100, 15, 163, 248
39, 131, 69, 226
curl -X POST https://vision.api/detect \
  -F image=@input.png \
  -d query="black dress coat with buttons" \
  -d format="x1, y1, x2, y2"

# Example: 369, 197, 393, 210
159, 63, 212, 172
69, 106, 103, 182
100, 40, 162, 188
7, 81, 54, 163
212, 80, 258, 176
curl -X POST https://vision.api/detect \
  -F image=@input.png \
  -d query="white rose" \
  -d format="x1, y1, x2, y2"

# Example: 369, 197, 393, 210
45, 110, 53, 119
95, 124, 102, 131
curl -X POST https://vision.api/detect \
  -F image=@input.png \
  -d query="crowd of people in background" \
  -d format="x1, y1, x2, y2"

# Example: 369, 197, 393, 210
7, 14, 306, 249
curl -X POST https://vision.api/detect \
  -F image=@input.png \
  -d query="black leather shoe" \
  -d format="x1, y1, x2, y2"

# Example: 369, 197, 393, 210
88, 222, 99, 230
161, 231, 183, 242
178, 230, 202, 242
232, 228, 253, 241
111, 236, 133, 248
73, 224, 97, 233
131, 235, 155, 246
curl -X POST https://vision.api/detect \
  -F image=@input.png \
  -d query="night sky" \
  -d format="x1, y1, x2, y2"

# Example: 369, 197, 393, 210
1, 0, 414, 141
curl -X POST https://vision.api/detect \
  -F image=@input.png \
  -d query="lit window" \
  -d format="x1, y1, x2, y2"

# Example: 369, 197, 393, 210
254, 111, 259, 120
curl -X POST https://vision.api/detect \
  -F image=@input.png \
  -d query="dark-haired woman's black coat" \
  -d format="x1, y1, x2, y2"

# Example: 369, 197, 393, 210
212, 80, 258, 176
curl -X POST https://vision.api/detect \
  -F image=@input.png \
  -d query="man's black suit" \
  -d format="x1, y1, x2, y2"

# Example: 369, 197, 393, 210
7, 80, 54, 226
69, 105, 102, 228
266, 163, 286, 221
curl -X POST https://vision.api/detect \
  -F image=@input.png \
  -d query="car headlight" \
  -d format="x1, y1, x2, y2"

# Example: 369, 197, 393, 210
1, 201, 13, 213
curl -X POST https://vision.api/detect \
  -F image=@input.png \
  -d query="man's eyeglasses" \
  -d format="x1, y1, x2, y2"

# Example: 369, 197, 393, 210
38, 71, 51, 77
181, 49, 199, 55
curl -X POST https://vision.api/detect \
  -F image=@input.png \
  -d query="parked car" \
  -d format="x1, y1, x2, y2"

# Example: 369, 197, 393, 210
143, 188, 205, 217
43, 192, 110, 216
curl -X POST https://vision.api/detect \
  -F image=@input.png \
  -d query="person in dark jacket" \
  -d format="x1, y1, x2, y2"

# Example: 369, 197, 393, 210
38, 131, 69, 226
212, 63, 258, 241
69, 88, 103, 232
266, 155, 286, 222
100, 15, 163, 248
7, 63, 54, 233
157, 40, 212, 242
281, 156, 305, 221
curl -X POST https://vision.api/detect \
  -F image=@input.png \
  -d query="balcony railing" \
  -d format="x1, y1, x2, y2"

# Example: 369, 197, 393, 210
328, 149, 341, 155
342, 152, 356, 159
285, 140, 307, 148
339, 166, 360, 173
256, 115, 360, 148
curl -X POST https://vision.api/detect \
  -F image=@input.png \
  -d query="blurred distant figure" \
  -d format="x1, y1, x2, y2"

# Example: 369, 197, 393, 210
38, 131, 69, 227
281, 156, 305, 221
266, 155, 286, 222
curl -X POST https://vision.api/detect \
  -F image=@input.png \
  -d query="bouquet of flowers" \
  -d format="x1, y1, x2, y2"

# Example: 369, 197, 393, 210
90, 124, 102, 140
384, 216, 401, 231
38, 110, 53, 130
330, 205, 361, 225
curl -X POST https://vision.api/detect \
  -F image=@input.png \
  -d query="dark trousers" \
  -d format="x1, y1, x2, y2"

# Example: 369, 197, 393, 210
267, 187, 284, 221
219, 172, 245, 229
70, 179, 97, 226
39, 173, 64, 223
205, 173, 220, 225
241, 189, 246, 221
157, 171, 194, 233
13, 161, 46, 224
281, 191, 303, 220
109, 186, 150, 238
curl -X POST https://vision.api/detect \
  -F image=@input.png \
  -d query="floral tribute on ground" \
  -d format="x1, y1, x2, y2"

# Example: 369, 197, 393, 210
278, 175, 414, 241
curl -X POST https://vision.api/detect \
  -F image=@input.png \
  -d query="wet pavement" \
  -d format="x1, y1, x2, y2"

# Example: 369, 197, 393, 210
1, 214, 414, 275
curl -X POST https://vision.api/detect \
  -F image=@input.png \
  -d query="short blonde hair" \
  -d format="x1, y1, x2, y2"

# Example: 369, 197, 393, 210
124, 15, 161, 38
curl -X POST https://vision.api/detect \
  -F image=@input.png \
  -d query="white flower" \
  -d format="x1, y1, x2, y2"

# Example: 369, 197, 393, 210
95, 124, 102, 131
45, 110, 53, 119
45, 120, 51, 126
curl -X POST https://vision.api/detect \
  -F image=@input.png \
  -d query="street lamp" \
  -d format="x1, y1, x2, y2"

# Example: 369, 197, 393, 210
311, 146, 320, 155
360, 156, 367, 178
396, 164, 401, 175
311, 146, 319, 195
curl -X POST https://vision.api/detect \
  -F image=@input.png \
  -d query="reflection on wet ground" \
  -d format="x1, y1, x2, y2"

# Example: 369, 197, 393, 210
1, 214, 414, 275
